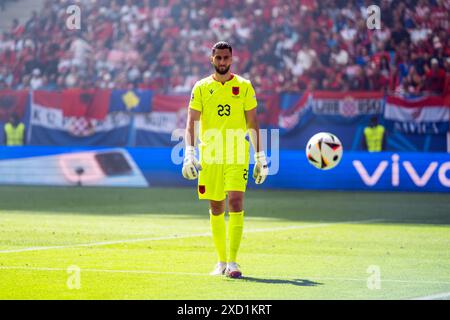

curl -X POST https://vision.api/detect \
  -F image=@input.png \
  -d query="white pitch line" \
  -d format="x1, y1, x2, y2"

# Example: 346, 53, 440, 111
0, 266, 208, 277
0, 219, 383, 254
1, 265, 449, 286
411, 292, 450, 300
245, 219, 383, 233
0, 233, 211, 254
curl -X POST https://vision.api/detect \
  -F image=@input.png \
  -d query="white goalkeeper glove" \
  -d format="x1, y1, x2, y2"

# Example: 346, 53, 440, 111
253, 151, 269, 184
182, 146, 202, 180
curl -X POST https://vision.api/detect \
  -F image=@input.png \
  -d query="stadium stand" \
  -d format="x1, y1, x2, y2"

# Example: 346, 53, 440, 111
0, 0, 448, 95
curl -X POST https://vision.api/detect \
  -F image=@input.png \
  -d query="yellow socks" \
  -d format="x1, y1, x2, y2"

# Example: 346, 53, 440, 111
228, 211, 244, 263
210, 210, 245, 264
209, 210, 227, 262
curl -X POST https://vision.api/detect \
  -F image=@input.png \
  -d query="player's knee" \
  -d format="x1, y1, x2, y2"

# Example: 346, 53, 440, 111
210, 200, 225, 215
228, 197, 243, 212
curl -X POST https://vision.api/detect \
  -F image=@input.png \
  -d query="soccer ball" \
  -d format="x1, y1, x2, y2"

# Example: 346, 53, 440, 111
306, 132, 343, 170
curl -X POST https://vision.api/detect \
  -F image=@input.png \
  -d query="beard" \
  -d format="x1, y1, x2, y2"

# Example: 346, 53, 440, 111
214, 65, 230, 75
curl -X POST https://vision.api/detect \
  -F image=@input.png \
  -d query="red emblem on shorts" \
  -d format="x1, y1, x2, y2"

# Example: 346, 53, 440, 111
199, 185, 206, 194
232, 87, 239, 95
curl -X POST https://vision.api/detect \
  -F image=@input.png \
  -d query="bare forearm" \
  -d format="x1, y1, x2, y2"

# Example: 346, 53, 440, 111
185, 109, 201, 147
248, 122, 261, 153
185, 121, 195, 147
245, 109, 262, 153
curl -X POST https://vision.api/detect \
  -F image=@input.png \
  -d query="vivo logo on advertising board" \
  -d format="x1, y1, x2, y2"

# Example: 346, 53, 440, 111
353, 154, 450, 188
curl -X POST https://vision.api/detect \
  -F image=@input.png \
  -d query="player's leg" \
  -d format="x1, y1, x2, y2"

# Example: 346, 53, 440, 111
198, 163, 227, 275
209, 199, 227, 275
224, 163, 248, 278
227, 191, 244, 263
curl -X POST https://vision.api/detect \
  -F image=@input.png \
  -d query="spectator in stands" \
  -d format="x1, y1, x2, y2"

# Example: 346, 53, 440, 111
11, 18, 25, 38
363, 116, 386, 152
296, 43, 317, 75
0, 66, 13, 88
402, 65, 424, 95
444, 57, 450, 94
345, 57, 364, 90
15, 74, 30, 90
29, 68, 43, 90
424, 58, 446, 94
3, 113, 25, 146
330, 44, 349, 66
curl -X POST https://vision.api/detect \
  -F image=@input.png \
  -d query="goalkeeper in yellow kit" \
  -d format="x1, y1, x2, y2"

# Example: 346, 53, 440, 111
182, 41, 268, 278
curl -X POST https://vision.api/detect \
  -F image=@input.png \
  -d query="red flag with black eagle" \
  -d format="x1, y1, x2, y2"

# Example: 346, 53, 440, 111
0, 90, 28, 121
61, 88, 110, 119
60, 88, 111, 137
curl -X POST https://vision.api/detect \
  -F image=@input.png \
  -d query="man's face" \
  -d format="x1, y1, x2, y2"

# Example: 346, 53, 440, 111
211, 48, 232, 75
9, 116, 18, 126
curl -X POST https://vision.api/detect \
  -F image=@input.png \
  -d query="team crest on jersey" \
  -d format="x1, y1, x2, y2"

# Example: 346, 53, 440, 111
232, 87, 239, 95
199, 185, 206, 194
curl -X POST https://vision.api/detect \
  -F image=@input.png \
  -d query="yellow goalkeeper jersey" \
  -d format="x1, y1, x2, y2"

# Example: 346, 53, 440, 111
188, 74, 257, 164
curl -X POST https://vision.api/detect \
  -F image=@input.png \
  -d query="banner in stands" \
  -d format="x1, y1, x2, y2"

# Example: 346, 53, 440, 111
134, 94, 188, 147
1, 90, 448, 152
0, 90, 28, 122
255, 94, 280, 127
278, 91, 385, 151
311, 91, 384, 120
384, 95, 450, 134
109, 89, 152, 113
29, 90, 131, 146
0, 147, 448, 192
277, 92, 448, 152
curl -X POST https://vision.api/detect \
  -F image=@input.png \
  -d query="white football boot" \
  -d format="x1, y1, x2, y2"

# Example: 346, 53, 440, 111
225, 262, 242, 278
210, 262, 227, 275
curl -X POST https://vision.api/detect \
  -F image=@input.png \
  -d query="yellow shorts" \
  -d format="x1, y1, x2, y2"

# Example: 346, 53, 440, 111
198, 162, 249, 201
197, 138, 250, 201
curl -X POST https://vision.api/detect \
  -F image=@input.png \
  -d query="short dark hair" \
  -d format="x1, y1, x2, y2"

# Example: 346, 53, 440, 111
370, 116, 378, 125
212, 41, 232, 55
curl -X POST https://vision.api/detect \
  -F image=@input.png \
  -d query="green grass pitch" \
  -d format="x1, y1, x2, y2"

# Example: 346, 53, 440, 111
0, 186, 449, 300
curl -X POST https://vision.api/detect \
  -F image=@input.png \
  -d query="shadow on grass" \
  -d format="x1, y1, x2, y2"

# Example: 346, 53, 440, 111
240, 277, 323, 287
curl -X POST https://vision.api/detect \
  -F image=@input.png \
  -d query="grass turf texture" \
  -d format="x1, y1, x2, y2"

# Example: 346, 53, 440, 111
0, 186, 449, 300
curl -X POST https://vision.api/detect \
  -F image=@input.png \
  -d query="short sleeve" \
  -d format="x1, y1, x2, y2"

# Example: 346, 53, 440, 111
244, 81, 257, 111
188, 82, 203, 112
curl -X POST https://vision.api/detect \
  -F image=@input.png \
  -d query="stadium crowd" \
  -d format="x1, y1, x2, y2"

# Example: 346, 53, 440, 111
0, 0, 449, 95
0, 0, 18, 11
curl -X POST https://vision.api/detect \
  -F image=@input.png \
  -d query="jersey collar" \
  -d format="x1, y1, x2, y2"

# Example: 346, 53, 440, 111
211, 73, 235, 85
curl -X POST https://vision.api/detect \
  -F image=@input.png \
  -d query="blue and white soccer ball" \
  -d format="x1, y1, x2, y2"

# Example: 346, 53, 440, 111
306, 132, 343, 170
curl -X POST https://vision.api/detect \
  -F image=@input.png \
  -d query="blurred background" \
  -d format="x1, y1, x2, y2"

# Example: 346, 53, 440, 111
0, 0, 449, 191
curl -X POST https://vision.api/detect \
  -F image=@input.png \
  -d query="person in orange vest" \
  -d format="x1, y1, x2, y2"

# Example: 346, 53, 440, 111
363, 116, 386, 152
3, 113, 25, 146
